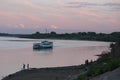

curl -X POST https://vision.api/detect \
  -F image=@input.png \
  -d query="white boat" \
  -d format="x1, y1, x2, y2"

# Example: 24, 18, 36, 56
33, 40, 53, 49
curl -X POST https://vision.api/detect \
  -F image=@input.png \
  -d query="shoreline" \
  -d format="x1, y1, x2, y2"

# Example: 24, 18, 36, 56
2, 65, 87, 80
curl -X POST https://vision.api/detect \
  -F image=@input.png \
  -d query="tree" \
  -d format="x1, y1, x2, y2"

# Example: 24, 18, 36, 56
35, 32, 40, 35
50, 31, 56, 35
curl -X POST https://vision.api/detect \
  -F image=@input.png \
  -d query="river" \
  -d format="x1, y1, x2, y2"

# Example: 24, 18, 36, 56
0, 37, 110, 79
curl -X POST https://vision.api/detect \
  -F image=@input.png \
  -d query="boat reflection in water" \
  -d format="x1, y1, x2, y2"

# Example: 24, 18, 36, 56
33, 48, 53, 54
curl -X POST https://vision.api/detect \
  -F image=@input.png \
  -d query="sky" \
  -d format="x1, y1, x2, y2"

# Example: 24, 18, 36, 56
0, 0, 120, 34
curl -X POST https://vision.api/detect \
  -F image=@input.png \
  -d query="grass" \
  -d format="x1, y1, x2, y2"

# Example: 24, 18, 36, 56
76, 58, 120, 80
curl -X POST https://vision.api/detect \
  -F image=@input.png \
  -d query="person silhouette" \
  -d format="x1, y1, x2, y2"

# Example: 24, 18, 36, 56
23, 64, 25, 70
27, 64, 29, 70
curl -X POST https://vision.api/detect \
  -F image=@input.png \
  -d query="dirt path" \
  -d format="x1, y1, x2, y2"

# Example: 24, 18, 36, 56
91, 67, 120, 80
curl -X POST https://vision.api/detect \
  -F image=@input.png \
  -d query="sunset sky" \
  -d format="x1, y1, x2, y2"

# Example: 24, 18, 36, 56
0, 0, 120, 33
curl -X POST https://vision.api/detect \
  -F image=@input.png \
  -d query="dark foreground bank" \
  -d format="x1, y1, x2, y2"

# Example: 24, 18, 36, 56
2, 65, 86, 80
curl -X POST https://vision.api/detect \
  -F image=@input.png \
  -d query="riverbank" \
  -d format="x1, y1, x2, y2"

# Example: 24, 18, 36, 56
2, 58, 120, 80
2, 65, 86, 80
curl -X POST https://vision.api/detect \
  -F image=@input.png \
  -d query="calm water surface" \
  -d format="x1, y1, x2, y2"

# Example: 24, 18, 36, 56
0, 37, 110, 79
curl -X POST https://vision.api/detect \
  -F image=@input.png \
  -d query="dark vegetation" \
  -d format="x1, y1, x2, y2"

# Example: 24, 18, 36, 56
0, 32, 120, 42
76, 42, 120, 80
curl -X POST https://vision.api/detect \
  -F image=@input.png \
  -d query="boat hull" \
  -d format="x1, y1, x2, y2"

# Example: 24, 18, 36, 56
33, 45, 53, 49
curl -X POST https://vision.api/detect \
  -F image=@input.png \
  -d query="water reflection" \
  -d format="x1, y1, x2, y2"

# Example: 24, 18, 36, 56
33, 48, 53, 54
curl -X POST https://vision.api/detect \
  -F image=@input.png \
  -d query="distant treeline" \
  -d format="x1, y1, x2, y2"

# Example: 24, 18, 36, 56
0, 32, 120, 42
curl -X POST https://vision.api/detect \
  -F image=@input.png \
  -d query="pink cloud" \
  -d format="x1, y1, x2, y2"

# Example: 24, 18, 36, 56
0, 11, 46, 28
19, 23, 25, 28
51, 25, 59, 29
0, 12, 18, 20
79, 10, 100, 17
22, 0, 43, 10
68, 2, 96, 5
109, 19, 120, 25
18, 13, 45, 22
